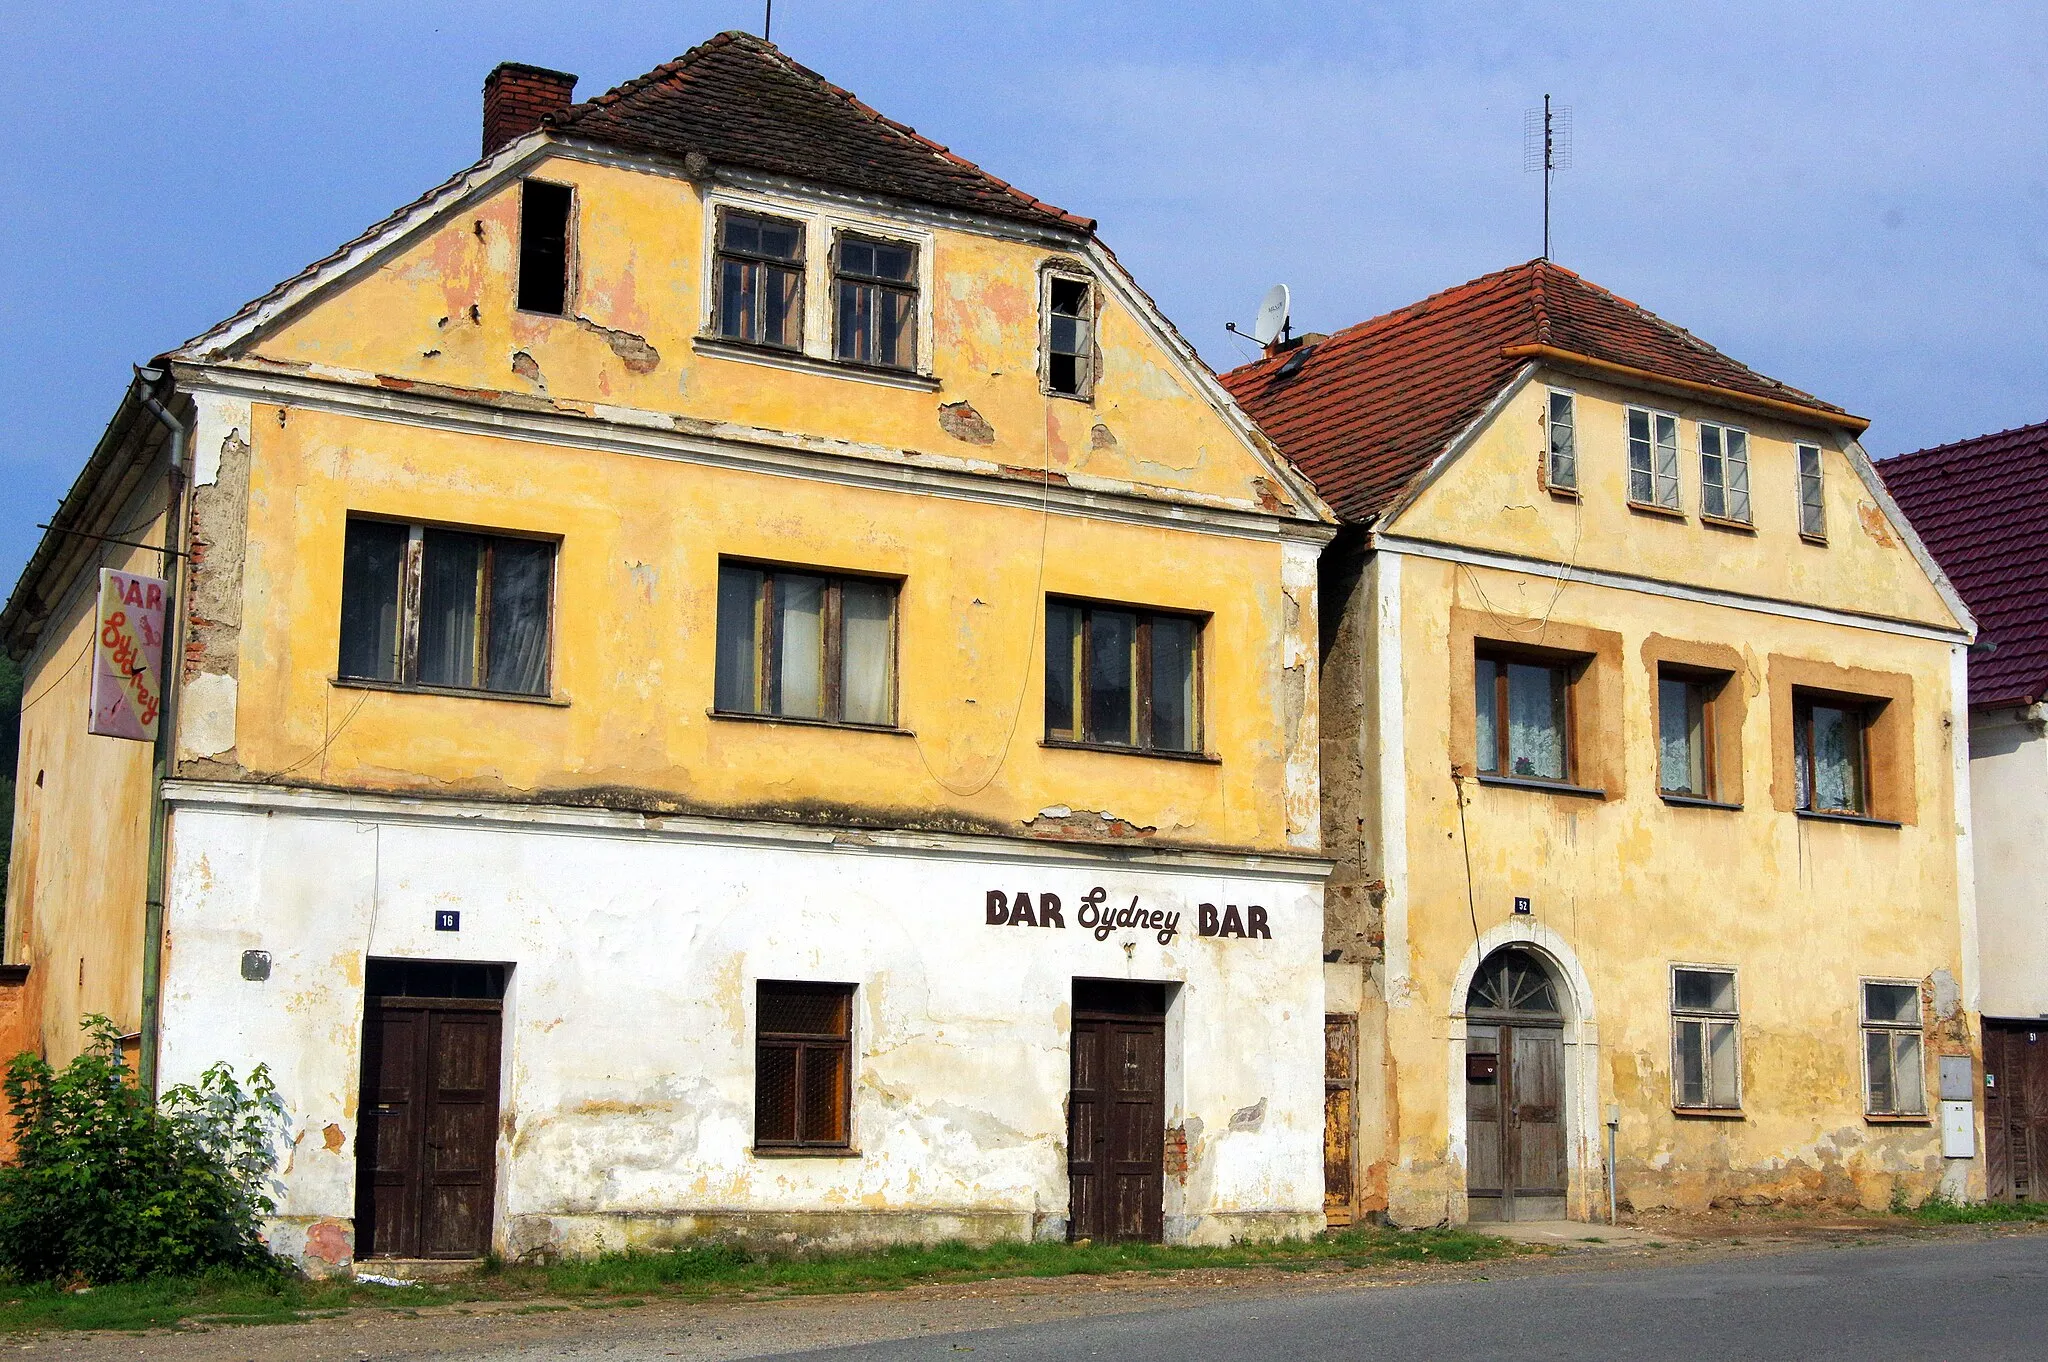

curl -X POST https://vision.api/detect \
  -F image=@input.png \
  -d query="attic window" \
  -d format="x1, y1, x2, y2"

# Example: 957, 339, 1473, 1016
1627, 407, 1682, 511
517, 181, 573, 316
717, 210, 806, 350
1044, 274, 1094, 397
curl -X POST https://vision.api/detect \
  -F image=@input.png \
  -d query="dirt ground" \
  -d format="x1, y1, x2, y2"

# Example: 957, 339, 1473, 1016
12, 1216, 2044, 1362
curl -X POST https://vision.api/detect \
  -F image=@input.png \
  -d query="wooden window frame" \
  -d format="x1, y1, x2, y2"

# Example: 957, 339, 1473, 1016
1793, 689, 1875, 817
336, 515, 557, 699
1544, 388, 1577, 493
1860, 978, 1928, 1118
754, 981, 856, 1152
1797, 442, 1827, 543
515, 179, 576, 318
1044, 597, 1207, 756
713, 559, 902, 729
1697, 421, 1753, 526
1625, 405, 1684, 513
713, 207, 807, 352
831, 229, 920, 373
1656, 665, 1725, 801
1042, 267, 1098, 401
1474, 645, 1581, 787
1670, 965, 1743, 1113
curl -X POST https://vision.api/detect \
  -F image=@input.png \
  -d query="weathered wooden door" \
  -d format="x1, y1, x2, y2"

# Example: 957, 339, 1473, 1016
1465, 1021, 1567, 1219
1324, 1014, 1358, 1227
1985, 1022, 2047, 1202
356, 995, 503, 1258
1069, 983, 1166, 1243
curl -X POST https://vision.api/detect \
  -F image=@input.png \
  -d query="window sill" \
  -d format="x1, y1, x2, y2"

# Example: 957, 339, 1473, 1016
1660, 793, 1743, 811
1796, 809, 1902, 829
1627, 500, 1687, 521
752, 1145, 861, 1158
693, 336, 940, 391
331, 676, 568, 707
1864, 1113, 1931, 1126
1799, 532, 1829, 547
1700, 514, 1756, 534
1040, 739, 1221, 765
1474, 773, 1607, 799
1672, 1106, 1747, 1120
707, 709, 914, 737
1043, 385, 1095, 404
1545, 483, 1581, 501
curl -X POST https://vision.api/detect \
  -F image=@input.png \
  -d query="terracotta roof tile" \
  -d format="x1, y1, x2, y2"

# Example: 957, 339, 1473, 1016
1219, 259, 1842, 524
1880, 421, 2048, 707
551, 32, 1092, 232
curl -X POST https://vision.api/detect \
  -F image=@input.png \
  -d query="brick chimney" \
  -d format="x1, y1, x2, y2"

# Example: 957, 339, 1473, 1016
482, 62, 578, 157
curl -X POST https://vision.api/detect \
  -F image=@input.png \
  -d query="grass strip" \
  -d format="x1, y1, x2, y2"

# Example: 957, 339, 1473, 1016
0, 1225, 1519, 1334
1905, 1196, 2048, 1225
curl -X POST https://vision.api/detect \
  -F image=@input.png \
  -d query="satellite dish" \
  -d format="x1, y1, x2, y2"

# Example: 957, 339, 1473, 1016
1253, 284, 1291, 346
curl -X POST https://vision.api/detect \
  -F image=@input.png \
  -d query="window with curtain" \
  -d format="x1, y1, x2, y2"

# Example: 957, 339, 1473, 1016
1475, 650, 1571, 782
1797, 443, 1827, 540
1698, 422, 1751, 523
336, 518, 553, 697
1626, 407, 1681, 509
834, 233, 917, 370
716, 210, 804, 350
1044, 599, 1202, 754
1657, 670, 1719, 799
755, 981, 854, 1150
1671, 967, 1741, 1110
1861, 980, 1926, 1116
1546, 390, 1576, 490
714, 563, 897, 726
1794, 692, 1871, 815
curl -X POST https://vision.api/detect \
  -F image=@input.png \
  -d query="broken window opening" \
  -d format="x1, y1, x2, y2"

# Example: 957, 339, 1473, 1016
1546, 390, 1577, 490
714, 562, 898, 727
716, 210, 805, 350
1475, 649, 1574, 783
1797, 443, 1827, 541
755, 981, 854, 1149
1671, 966, 1741, 1110
834, 233, 918, 370
516, 180, 573, 316
1045, 599, 1202, 754
337, 517, 554, 697
1626, 407, 1682, 510
1046, 274, 1095, 398
1861, 980, 1927, 1117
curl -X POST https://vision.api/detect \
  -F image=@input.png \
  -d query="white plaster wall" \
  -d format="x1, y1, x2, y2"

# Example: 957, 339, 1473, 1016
158, 785, 1327, 1262
1969, 707, 2048, 1019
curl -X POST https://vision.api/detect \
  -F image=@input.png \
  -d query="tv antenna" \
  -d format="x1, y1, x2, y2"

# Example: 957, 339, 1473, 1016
763, 0, 773, 40
1226, 283, 1292, 349
1523, 95, 1572, 260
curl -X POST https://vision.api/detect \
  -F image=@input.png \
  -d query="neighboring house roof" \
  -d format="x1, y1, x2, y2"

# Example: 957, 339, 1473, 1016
1880, 421, 2048, 708
1218, 259, 1854, 525
549, 31, 1092, 233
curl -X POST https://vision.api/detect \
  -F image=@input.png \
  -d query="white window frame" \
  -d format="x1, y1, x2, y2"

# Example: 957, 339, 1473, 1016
1670, 964, 1742, 1111
1625, 406, 1683, 511
1797, 442, 1827, 542
1545, 388, 1577, 492
1697, 421, 1752, 524
1041, 264, 1099, 401
1860, 977, 1928, 1117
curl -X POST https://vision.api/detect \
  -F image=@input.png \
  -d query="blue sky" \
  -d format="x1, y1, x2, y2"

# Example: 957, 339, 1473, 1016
4, 1, 2045, 587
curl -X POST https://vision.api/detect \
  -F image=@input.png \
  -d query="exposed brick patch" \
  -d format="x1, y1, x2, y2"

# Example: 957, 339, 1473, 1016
938, 400, 996, 446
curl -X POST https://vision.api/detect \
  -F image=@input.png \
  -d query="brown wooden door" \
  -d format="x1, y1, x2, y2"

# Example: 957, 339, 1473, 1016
1985, 1022, 2048, 1202
356, 998, 503, 1258
1069, 988, 1165, 1243
1465, 1022, 1566, 1220
1324, 1015, 1358, 1227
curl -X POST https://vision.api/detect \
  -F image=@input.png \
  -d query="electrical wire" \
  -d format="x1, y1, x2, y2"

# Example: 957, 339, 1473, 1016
1452, 770, 1484, 959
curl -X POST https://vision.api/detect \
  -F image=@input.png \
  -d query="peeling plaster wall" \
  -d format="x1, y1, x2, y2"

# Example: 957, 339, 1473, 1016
158, 790, 1327, 1267
1967, 707, 2048, 1019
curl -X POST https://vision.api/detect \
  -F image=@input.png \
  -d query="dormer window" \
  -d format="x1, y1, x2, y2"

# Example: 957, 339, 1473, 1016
833, 233, 917, 370
716, 210, 805, 350
1045, 273, 1095, 398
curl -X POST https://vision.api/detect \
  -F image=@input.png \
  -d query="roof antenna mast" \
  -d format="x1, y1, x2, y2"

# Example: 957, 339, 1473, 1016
764, 0, 772, 41
1523, 95, 1573, 261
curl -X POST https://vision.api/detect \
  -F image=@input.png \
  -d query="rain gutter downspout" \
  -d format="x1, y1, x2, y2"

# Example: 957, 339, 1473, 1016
133, 368, 186, 1096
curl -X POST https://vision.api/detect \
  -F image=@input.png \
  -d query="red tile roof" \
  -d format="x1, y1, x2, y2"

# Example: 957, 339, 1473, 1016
551, 32, 1092, 232
1219, 259, 1848, 525
1880, 421, 2048, 708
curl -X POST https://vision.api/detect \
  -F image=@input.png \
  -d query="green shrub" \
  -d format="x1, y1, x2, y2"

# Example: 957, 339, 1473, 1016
0, 1016, 288, 1283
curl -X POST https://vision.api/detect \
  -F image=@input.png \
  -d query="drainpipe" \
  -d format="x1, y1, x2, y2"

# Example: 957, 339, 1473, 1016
1605, 1104, 1620, 1225
133, 368, 187, 1096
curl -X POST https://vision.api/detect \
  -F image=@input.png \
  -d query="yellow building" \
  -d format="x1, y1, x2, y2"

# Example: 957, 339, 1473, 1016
0, 35, 1335, 1269
1226, 261, 1983, 1223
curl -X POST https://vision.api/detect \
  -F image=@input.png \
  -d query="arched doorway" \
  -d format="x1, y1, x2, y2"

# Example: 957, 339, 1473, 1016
1464, 948, 1567, 1221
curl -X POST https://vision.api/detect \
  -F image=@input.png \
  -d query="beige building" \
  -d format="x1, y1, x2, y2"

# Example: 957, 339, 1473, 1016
1226, 261, 1983, 1223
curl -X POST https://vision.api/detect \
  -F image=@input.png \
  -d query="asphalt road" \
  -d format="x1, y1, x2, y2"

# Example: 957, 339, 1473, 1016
767, 1235, 2048, 1362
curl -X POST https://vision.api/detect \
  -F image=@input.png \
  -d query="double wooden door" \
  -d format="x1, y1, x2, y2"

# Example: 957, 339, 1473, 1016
1466, 1022, 1567, 1221
355, 997, 503, 1258
1985, 1022, 2048, 1202
1069, 990, 1166, 1243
